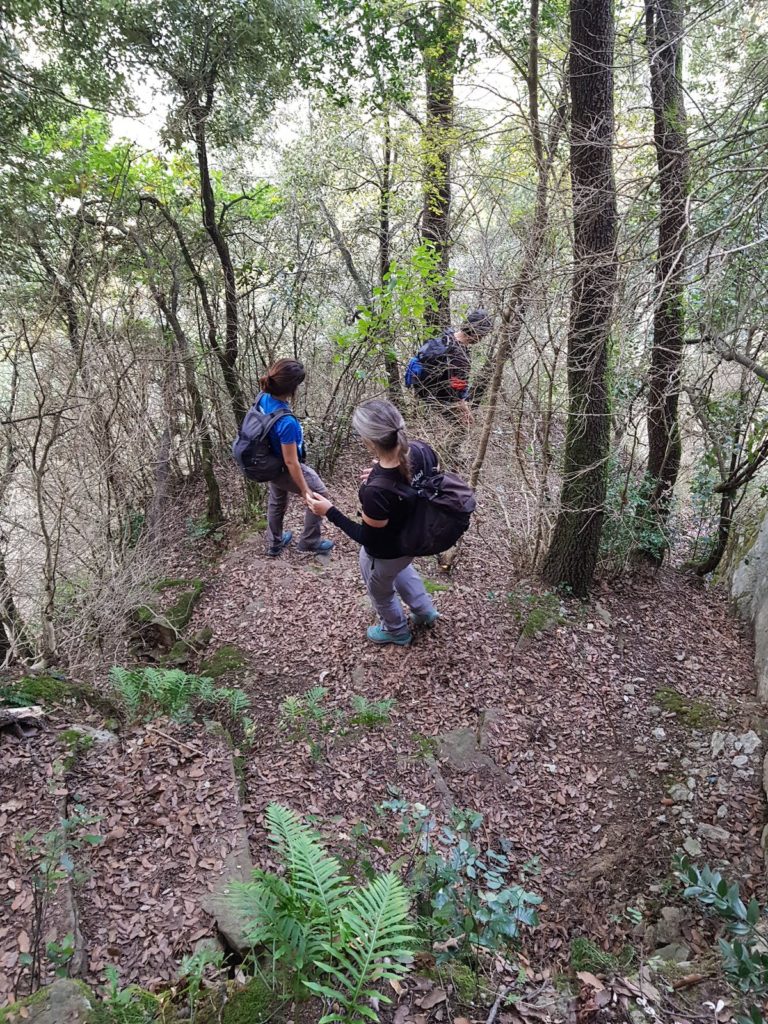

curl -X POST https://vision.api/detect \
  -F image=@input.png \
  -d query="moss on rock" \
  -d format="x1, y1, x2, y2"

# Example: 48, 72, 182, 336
654, 686, 717, 729
220, 978, 280, 1024
200, 645, 248, 678
0, 675, 117, 716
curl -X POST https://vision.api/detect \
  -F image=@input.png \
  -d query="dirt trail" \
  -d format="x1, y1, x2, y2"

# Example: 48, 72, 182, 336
189, 488, 766, 956
1, 473, 764, 1003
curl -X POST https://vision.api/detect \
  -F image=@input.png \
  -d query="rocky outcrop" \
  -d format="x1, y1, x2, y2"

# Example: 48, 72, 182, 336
731, 512, 768, 702
0, 980, 95, 1023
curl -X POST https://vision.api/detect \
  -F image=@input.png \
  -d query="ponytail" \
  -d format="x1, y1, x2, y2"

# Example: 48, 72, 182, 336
261, 358, 306, 398
396, 426, 412, 482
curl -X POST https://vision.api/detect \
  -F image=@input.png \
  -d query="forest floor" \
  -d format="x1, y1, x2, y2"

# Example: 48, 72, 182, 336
1, 462, 766, 1019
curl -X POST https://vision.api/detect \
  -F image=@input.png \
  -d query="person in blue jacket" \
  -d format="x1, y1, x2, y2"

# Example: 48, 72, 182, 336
258, 359, 334, 557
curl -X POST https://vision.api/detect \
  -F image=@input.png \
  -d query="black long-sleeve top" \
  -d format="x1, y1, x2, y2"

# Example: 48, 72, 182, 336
326, 464, 412, 559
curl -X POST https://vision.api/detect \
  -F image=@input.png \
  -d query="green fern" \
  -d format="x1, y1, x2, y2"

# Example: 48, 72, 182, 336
226, 804, 415, 1020
349, 696, 395, 728
109, 666, 250, 724
309, 872, 415, 1023
267, 804, 348, 927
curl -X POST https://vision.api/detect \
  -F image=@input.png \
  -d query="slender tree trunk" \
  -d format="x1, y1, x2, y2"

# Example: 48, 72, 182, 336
469, 0, 564, 487
126, 226, 223, 527
191, 91, 247, 425
379, 119, 401, 400
420, 2, 461, 330
139, 194, 247, 425
540, 0, 618, 598
642, 0, 689, 556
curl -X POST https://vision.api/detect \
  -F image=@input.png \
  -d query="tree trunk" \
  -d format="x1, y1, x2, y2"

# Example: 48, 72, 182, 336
642, 0, 689, 555
469, 0, 564, 488
420, 2, 461, 330
540, 0, 618, 598
139, 194, 247, 425
379, 120, 401, 400
690, 490, 734, 576
127, 225, 224, 528
191, 91, 247, 425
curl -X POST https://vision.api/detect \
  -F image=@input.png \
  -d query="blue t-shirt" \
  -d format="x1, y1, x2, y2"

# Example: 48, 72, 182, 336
257, 393, 303, 459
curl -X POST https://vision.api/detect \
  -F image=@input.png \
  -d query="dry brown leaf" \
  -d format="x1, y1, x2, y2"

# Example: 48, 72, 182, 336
576, 971, 604, 992
418, 988, 447, 1010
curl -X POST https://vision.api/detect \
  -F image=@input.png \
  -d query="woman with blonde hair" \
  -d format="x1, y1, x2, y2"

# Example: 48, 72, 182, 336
306, 399, 438, 645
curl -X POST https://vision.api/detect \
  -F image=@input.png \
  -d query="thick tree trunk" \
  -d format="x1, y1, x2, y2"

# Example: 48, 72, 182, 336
643, 0, 689, 555
420, 2, 461, 330
540, 0, 618, 598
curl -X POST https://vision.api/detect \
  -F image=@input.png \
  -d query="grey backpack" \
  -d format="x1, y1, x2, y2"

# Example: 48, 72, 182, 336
232, 395, 293, 482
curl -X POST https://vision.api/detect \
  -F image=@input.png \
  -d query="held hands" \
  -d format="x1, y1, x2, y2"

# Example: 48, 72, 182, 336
458, 400, 474, 427
306, 490, 333, 517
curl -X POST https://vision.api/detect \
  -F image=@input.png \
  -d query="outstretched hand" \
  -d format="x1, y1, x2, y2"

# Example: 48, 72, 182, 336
306, 491, 333, 517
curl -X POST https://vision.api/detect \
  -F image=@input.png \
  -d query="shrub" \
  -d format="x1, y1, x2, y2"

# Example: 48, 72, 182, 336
675, 855, 767, 1024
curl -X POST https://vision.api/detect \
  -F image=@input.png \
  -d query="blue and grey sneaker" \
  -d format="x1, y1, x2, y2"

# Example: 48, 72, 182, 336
410, 609, 441, 627
267, 530, 293, 557
366, 624, 412, 646
296, 539, 335, 554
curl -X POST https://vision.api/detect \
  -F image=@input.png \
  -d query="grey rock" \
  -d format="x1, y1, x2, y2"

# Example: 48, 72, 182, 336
683, 837, 702, 857
739, 730, 762, 755
733, 754, 749, 768
623, 683, 637, 696
656, 906, 686, 944
10, 979, 95, 1023
63, 724, 118, 746
655, 941, 691, 964
594, 602, 612, 625
669, 782, 692, 803
764, 752, 768, 798
697, 822, 731, 844
731, 512, 768, 702
652, 727, 666, 741
201, 753, 255, 954
193, 935, 225, 957
711, 731, 727, 757
436, 726, 503, 776
717, 804, 729, 820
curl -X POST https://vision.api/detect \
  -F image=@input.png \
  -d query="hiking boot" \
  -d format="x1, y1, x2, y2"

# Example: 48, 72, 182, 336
296, 539, 335, 554
267, 530, 293, 557
410, 609, 441, 628
366, 624, 412, 646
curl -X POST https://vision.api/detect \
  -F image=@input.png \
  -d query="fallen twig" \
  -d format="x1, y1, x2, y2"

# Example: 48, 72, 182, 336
486, 985, 511, 1024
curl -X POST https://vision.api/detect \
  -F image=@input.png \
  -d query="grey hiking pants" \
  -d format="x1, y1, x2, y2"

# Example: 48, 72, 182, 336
267, 464, 329, 550
359, 549, 436, 635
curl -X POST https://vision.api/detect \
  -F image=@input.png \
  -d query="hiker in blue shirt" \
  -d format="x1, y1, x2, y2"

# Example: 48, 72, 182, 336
258, 359, 334, 557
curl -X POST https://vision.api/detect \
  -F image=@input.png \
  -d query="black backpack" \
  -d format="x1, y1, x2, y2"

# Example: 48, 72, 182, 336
232, 395, 297, 482
404, 334, 453, 400
373, 441, 476, 556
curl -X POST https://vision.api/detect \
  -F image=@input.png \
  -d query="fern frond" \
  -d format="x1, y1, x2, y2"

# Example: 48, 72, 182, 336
266, 804, 348, 923
314, 872, 415, 1023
